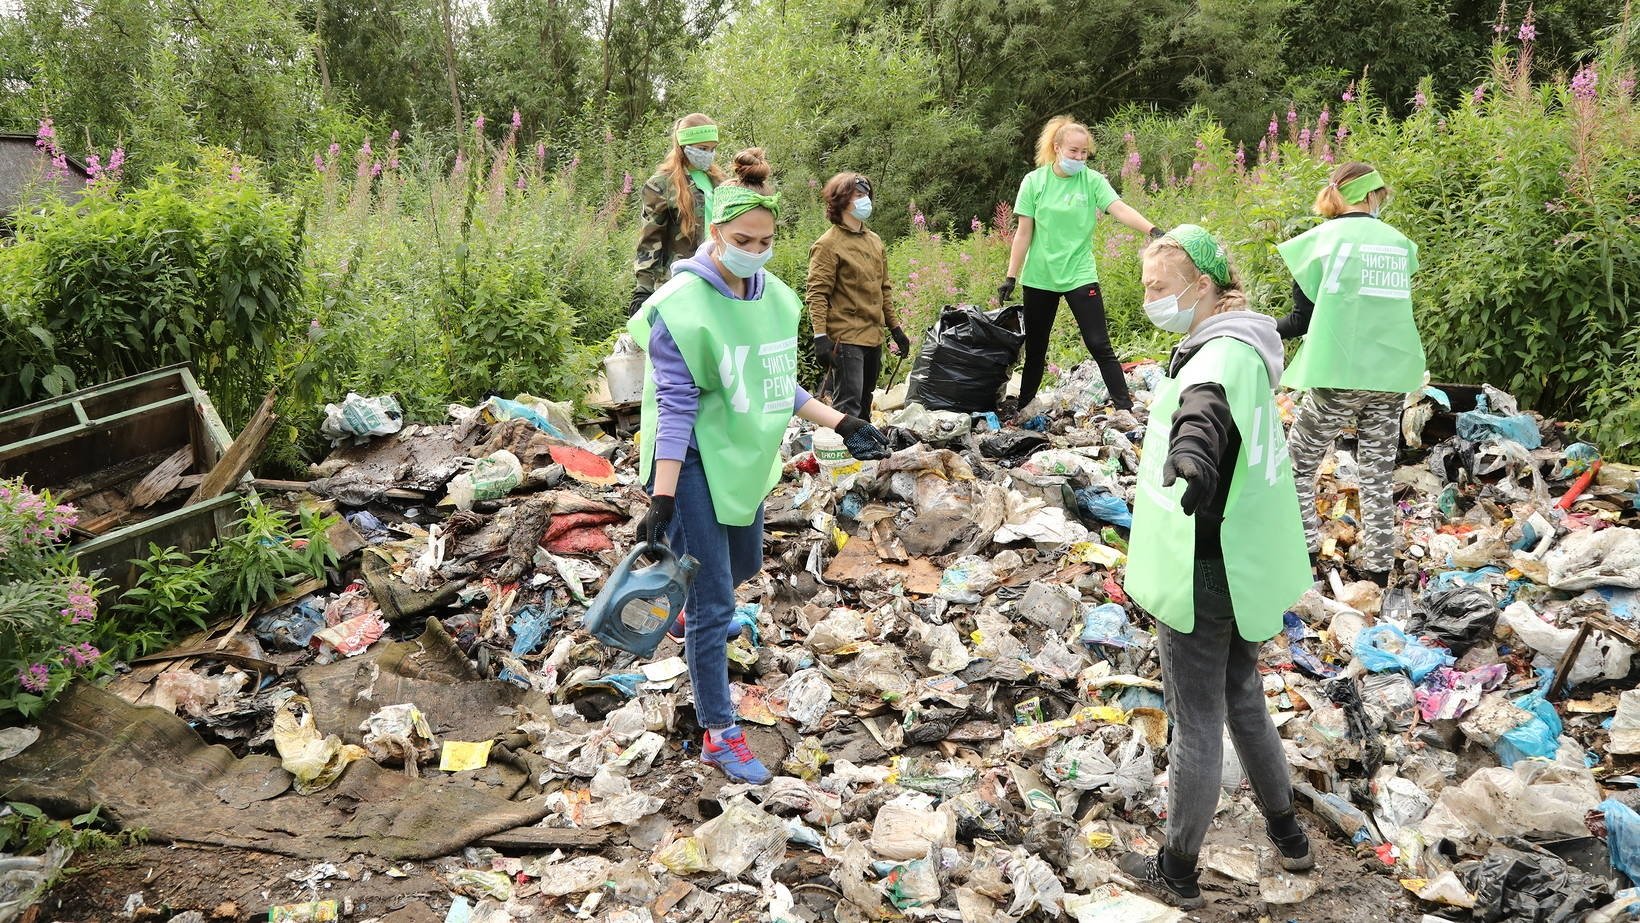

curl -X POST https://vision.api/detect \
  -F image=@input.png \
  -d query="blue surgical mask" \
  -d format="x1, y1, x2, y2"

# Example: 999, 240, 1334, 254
851, 197, 873, 221
1058, 157, 1086, 176
684, 145, 715, 171
715, 237, 773, 278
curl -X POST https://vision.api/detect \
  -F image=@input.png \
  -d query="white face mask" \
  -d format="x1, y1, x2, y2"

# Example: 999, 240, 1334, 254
684, 145, 716, 170
1058, 156, 1086, 176
850, 197, 873, 221
714, 235, 773, 279
1143, 284, 1204, 334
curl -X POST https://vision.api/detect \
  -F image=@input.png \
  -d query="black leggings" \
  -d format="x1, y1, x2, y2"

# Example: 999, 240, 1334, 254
1019, 283, 1132, 411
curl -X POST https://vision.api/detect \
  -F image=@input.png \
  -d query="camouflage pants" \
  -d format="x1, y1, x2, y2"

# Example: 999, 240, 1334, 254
1288, 388, 1402, 571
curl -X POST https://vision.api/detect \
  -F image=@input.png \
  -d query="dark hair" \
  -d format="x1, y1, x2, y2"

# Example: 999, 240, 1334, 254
822, 172, 869, 225
724, 147, 772, 192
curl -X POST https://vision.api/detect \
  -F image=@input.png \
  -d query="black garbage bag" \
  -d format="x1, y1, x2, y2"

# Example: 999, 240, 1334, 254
905, 303, 1026, 413
1414, 584, 1501, 655
979, 429, 1049, 464
1458, 841, 1612, 923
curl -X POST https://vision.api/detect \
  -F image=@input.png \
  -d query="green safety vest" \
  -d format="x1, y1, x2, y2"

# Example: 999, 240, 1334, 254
1125, 337, 1312, 642
629, 272, 801, 527
1279, 217, 1426, 393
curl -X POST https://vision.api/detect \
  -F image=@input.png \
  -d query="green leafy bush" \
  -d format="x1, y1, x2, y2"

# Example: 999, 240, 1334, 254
104, 499, 339, 662
0, 152, 303, 427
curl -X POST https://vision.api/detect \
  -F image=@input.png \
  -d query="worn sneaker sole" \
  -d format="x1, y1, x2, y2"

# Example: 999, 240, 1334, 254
1270, 835, 1316, 871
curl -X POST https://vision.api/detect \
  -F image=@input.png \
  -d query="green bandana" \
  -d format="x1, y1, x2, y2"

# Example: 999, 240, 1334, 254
1164, 224, 1231, 286
676, 124, 719, 146
1337, 170, 1385, 204
711, 185, 781, 225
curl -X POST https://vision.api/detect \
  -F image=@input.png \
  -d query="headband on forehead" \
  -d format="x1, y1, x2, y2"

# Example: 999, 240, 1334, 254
676, 124, 718, 146
711, 184, 781, 225
1337, 170, 1385, 204
1162, 224, 1231, 287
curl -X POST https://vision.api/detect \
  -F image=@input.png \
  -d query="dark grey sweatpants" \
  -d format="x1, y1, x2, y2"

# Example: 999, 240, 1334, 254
1157, 558, 1295, 861
828, 342, 882, 419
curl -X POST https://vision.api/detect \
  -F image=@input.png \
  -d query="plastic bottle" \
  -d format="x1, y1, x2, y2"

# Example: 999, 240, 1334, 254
1294, 781, 1382, 846
584, 542, 698, 657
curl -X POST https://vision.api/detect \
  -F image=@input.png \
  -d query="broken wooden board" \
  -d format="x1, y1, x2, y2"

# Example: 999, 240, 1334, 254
473, 826, 617, 852
823, 534, 942, 595
129, 446, 195, 509
189, 389, 277, 504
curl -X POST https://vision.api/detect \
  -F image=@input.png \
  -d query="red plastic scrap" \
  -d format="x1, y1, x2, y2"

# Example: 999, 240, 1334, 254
540, 510, 623, 554
549, 445, 617, 486
1103, 575, 1128, 606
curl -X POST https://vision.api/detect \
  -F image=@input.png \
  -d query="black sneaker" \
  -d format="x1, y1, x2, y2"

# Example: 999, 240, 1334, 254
1267, 811, 1315, 871
1119, 848, 1205, 910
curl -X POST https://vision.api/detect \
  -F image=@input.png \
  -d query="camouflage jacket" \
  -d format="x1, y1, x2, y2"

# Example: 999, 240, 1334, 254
633, 170, 710, 300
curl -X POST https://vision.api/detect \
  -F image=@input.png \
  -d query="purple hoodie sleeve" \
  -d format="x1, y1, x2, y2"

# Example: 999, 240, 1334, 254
794, 386, 812, 414
648, 317, 700, 463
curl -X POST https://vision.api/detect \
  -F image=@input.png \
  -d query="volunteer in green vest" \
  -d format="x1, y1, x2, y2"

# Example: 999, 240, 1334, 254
627, 148, 890, 784
631, 113, 725, 317
1120, 226, 1314, 909
1277, 162, 1424, 584
1000, 115, 1165, 417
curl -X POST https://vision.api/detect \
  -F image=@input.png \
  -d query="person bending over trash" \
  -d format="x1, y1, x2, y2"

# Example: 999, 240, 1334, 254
1120, 225, 1315, 909
631, 113, 725, 317
998, 115, 1166, 419
1277, 162, 1426, 585
805, 172, 910, 419
627, 148, 891, 784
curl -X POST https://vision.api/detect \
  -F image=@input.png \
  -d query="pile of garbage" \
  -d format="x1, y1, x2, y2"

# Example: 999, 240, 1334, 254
6, 368, 1640, 923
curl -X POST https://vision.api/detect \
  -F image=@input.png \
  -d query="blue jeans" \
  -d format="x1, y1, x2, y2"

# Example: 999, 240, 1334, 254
658, 450, 764, 730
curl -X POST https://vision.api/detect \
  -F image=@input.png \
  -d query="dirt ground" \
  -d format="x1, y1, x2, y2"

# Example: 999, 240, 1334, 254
41, 806, 1423, 923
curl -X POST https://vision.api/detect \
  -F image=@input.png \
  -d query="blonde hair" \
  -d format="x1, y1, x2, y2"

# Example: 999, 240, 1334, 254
1035, 116, 1092, 168
1314, 161, 1386, 218
1143, 238, 1249, 318
656, 113, 725, 243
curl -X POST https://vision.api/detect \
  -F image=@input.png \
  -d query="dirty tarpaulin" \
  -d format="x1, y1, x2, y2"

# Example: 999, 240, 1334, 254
0, 684, 549, 860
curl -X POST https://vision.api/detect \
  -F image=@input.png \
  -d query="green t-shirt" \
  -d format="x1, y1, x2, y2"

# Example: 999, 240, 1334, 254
1014, 165, 1121, 291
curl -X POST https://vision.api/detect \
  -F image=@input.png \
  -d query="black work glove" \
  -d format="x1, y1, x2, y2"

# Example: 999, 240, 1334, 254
1148, 226, 1167, 241
1161, 455, 1216, 517
889, 326, 911, 355
628, 291, 648, 317
813, 333, 836, 369
835, 415, 890, 461
636, 494, 675, 546
997, 277, 1017, 304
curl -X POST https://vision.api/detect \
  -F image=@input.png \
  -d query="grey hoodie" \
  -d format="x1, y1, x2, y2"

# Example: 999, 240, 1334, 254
1171, 309, 1285, 389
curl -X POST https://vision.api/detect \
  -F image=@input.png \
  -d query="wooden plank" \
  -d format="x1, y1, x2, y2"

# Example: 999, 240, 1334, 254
251, 478, 313, 492
188, 389, 277, 504
129, 446, 195, 509
473, 826, 616, 852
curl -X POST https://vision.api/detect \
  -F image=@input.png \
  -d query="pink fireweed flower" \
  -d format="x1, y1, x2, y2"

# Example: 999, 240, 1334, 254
512, 109, 522, 131
1299, 127, 1312, 152
1267, 117, 1279, 137
371, 162, 382, 178
1317, 107, 1331, 130
1619, 75, 1636, 98
1343, 82, 1356, 103
1235, 144, 1247, 170
1571, 66, 1597, 101
389, 129, 400, 144
1414, 90, 1428, 110
1126, 150, 1141, 172
536, 142, 546, 162
960, 252, 972, 263
1286, 106, 1298, 126
473, 114, 485, 133
18, 664, 50, 693
230, 163, 243, 182
328, 142, 341, 160
1518, 8, 1535, 43
971, 216, 983, 232
314, 152, 326, 172
913, 212, 926, 229
621, 172, 634, 196
1473, 84, 1487, 104
516, 174, 526, 190
59, 643, 100, 667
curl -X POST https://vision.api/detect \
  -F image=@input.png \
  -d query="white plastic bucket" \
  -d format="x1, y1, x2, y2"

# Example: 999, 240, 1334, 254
603, 351, 646, 404
813, 428, 861, 481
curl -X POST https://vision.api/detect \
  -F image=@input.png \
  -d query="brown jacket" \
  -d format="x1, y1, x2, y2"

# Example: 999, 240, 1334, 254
633, 171, 710, 299
805, 224, 900, 347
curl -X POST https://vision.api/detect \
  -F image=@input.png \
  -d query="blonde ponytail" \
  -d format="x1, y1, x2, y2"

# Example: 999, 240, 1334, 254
1036, 116, 1092, 168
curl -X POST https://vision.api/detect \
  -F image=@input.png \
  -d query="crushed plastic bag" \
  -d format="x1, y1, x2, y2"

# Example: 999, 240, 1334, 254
1040, 727, 1152, 804
1355, 623, 1454, 682
273, 695, 366, 795
1493, 687, 1563, 767
360, 703, 438, 773
1545, 528, 1640, 590
1500, 600, 1634, 685
445, 450, 525, 511
871, 794, 955, 861
905, 303, 1026, 413
1458, 845, 1611, 923
1418, 760, 1601, 847
321, 392, 404, 446
695, 798, 787, 880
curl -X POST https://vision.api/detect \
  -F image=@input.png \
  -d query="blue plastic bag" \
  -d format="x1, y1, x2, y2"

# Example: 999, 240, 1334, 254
1071, 486, 1133, 529
1601, 798, 1640, 886
1456, 404, 1541, 449
1494, 687, 1563, 766
1080, 603, 1146, 650
1354, 623, 1454, 683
